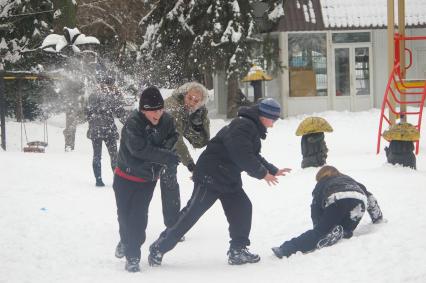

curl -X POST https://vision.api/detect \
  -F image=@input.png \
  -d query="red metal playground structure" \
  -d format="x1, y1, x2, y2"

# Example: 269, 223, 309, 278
377, 34, 426, 154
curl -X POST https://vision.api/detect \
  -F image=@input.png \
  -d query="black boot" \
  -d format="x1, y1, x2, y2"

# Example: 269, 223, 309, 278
115, 241, 126, 259
93, 156, 104, 186
148, 244, 163, 266
95, 177, 105, 187
227, 247, 260, 265
317, 225, 344, 249
125, 257, 140, 272
272, 246, 293, 259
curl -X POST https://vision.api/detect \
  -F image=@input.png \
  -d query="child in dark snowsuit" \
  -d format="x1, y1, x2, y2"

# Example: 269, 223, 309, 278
272, 165, 383, 258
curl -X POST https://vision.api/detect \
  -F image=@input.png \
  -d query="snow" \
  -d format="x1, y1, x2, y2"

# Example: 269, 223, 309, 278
0, 0, 14, 18
0, 37, 7, 49
40, 29, 99, 53
219, 21, 242, 44
268, 2, 284, 22
41, 34, 68, 52
73, 34, 100, 46
321, 0, 426, 28
140, 23, 160, 50
53, 9, 61, 20
1, 108, 426, 283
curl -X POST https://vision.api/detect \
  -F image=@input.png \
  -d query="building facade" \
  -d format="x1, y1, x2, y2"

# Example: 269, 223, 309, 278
213, 0, 426, 118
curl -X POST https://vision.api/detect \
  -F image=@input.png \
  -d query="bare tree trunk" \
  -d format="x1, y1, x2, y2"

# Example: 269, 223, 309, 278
204, 71, 213, 89
227, 75, 239, 119
15, 81, 23, 122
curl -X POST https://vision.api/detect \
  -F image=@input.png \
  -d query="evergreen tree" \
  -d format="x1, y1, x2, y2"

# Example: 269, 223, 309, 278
139, 0, 195, 88
76, 0, 153, 67
139, 0, 283, 116
0, 0, 56, 120
0, 0, 54, 68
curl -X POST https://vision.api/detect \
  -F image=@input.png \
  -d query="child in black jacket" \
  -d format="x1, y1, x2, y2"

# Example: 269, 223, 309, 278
272, 165, 383, 258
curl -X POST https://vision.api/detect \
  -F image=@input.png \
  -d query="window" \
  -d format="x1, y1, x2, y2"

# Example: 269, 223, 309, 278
355, 47, 370, 95
332, 32, 370, 44
288, 33, 327, 97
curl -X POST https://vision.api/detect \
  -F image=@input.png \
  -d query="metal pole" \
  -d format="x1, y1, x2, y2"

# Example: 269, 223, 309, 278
398, 0, 407, 122
0, 62, 6, 150
388, 0, 396, 124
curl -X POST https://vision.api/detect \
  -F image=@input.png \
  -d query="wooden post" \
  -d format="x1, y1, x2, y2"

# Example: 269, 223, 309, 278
388, 0, 396, 124
251, 81, 263, 102
16, 80, 23, 122
0, 63, 6, 150
398, 0, 406, 122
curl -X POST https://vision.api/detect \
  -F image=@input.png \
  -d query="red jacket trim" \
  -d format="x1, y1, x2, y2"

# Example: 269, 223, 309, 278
114, 167, 147, 183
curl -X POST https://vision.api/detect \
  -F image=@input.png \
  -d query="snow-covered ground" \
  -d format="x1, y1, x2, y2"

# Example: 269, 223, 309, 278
1, 108, 425, 283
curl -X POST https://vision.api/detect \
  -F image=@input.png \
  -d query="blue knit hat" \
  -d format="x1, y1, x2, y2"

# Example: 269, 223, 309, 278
259, 98, 281, 120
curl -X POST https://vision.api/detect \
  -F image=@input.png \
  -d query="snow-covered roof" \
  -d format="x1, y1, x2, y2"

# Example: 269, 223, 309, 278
322, 0, 426, 29
276, 0, 426, 32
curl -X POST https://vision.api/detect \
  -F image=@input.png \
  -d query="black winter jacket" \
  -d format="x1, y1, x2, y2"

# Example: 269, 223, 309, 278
86, 86, 127, 140
193, 105, 278, 192
116, 110, 179, 181
310, 174, 371, 227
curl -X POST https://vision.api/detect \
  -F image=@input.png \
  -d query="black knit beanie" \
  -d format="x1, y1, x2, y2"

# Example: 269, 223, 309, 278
139, 86, 164, 111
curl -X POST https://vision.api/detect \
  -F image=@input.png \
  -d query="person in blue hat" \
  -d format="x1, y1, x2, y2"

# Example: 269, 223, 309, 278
148, 98, 292, 266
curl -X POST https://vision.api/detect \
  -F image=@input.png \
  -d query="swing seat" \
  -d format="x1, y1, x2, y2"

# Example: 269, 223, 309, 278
23, 141, 48, 153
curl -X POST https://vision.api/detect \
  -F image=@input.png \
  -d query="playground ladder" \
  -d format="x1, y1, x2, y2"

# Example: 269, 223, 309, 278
376, 64, 426, 154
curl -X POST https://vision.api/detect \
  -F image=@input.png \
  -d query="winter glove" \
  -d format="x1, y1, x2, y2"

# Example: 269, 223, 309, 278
164, 151, 180, 166
187, 162, 196, 173
367, 195, 383, 223
162, 135, 178, 150
190, 107, 206, 132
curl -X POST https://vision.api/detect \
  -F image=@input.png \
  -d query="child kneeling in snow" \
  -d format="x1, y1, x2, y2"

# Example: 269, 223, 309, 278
272, 165, 383, 259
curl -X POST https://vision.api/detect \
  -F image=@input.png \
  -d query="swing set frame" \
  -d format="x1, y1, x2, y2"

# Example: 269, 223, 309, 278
0, 70, 56, 152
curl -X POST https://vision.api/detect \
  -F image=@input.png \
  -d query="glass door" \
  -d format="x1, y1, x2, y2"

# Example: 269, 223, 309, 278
333, 45, 372, 111
334, 48, 350, 97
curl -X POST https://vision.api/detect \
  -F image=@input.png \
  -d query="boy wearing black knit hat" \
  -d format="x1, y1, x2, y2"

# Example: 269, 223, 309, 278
148, 98, 291, 266
112, 86, 179, 272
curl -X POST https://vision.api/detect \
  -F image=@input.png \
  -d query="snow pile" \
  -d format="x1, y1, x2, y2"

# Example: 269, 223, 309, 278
0, 109, 425, 282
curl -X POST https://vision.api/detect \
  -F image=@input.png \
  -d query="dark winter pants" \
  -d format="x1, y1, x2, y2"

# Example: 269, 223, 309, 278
159, 164, 181, 228
91, 137, 117, 180
153, 183, 252, 254
113, 174, 156, 260
63, 110, 77, 150
280, 198, 365, 255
